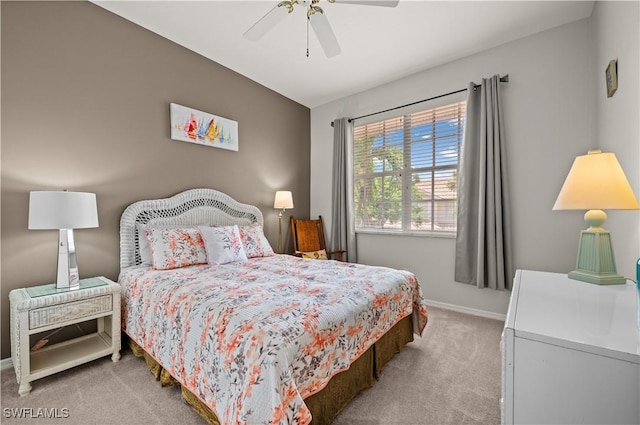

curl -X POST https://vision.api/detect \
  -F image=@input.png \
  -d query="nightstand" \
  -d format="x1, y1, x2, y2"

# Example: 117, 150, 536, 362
9, 276, 121, 396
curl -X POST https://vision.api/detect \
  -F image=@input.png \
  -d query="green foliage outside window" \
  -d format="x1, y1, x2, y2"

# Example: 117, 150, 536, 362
353, 101, 465, 233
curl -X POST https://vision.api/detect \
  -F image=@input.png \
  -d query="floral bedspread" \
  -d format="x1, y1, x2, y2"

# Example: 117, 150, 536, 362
119, 255, 428, 425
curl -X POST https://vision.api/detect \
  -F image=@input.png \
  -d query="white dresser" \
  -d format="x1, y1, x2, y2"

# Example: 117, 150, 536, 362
501, 270, 640, 425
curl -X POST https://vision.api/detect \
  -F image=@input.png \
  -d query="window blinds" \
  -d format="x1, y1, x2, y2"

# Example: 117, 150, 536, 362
353, 100, 466, 234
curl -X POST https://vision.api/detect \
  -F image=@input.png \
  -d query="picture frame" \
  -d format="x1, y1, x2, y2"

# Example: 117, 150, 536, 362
605, 59, 618, 98
170, 103, 239, 151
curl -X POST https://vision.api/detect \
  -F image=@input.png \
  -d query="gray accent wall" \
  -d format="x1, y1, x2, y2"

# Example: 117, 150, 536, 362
1, 1, 310, 359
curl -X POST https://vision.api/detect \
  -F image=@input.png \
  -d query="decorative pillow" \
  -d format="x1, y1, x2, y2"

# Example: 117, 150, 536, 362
145, 227, 207, 270
136, 224, 153, 266
300, 249, 328, 260
239, 224, 275, 258
199, 225, 248, 265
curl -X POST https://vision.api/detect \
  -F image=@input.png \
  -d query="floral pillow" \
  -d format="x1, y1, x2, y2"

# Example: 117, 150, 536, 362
138, 224, 201, 267
239, 224, 274, 258
199, 225, 248, 265
145, 227, 207, 270
300, 249, 328, 260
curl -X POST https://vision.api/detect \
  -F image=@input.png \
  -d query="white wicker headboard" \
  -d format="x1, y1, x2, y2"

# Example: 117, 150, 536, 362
120, 188, 263, 269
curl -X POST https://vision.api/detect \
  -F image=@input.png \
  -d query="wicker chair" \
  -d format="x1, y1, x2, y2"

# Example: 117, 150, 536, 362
290, 216, 346, 261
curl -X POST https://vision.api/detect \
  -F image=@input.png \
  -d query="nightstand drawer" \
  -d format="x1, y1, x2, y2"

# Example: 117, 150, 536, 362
29, 295, 113, 330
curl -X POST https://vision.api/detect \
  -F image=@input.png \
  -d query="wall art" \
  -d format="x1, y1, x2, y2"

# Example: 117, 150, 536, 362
605, 59, 618, 98
170, 103, 238, 151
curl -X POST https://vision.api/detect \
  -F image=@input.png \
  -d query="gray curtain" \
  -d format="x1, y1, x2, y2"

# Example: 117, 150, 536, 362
455, 75, 513, 290
331, 118, 357, 262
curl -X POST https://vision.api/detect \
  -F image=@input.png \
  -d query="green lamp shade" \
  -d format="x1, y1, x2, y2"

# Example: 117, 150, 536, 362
553, 150, 640, 285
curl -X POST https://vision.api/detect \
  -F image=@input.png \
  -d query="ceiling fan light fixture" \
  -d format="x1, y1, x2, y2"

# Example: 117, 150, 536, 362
277, 0, 300, 13
244, 0, 398, 57
307, 1, 323, 18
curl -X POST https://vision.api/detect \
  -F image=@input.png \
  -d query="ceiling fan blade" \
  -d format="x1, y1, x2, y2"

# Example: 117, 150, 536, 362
333, 0, 399, 7
309, 11, 341, 58
243, 5, 290, 41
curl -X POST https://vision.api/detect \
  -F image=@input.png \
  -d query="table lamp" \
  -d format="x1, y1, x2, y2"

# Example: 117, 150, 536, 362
274, 191, 294, 254
28, 191, 99, 290
553, 150, 639, 284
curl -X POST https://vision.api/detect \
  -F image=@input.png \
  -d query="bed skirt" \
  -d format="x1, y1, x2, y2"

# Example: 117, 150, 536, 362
128, 314, 414, 425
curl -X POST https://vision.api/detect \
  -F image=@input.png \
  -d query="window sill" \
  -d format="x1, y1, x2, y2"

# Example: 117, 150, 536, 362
355, 229, 456, 239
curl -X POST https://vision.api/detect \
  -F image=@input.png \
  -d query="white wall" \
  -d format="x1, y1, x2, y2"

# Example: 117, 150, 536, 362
310, 18, 598, 316
592, 1, 640, 281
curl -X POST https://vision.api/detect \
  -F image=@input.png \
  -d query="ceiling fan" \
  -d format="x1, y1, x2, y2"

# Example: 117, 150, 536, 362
243, 0, 399, 58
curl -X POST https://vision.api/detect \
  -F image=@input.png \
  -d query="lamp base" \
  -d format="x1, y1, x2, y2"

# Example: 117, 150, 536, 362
568, 270, 626, 285
56, 229, 80, 290
569, 227, 626, 285
277, 209, 285, 254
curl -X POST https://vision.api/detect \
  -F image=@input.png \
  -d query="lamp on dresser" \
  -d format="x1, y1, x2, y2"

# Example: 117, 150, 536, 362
274, 190, 294, 254
28, 191, 99, 290
553, 149, 640, 284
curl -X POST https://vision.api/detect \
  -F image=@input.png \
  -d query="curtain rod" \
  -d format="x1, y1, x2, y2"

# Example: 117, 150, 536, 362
330, 74, 509, 127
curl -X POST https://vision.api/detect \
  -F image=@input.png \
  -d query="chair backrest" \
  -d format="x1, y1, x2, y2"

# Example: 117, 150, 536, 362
290, 216, 327, 254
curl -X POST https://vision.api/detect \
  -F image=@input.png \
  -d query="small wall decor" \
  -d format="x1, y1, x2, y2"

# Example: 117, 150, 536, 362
170, 103, 238, 151
605, 59, 618, 98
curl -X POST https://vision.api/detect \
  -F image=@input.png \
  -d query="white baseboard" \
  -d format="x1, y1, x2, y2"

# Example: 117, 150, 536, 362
1, 357, 13, 371
424, 299, 506, 322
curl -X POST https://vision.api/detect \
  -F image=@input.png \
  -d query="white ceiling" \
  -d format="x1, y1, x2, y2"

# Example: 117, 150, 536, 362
92, 0, 594, 108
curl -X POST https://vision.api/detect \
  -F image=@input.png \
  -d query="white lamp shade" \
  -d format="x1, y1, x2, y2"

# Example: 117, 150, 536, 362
274, 191, 294, 209
29, 191, 99, 229
553, 150, 640, 210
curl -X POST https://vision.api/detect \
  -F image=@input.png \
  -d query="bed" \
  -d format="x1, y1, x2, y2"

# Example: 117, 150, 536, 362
118, 188, 428, 425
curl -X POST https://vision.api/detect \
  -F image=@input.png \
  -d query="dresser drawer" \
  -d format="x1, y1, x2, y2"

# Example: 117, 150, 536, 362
29, 295, 113, 330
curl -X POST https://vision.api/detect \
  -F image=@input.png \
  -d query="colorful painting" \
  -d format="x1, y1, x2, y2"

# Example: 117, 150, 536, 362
170, 103, 238, 151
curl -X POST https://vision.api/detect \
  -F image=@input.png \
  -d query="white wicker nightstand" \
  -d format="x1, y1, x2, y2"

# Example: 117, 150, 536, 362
9, 276, 121, 396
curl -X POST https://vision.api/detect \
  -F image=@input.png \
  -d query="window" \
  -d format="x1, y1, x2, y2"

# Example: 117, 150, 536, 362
353, 100, 466, 235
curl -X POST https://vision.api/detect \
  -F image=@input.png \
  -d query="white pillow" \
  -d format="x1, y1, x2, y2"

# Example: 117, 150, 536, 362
199, 225, 248, 265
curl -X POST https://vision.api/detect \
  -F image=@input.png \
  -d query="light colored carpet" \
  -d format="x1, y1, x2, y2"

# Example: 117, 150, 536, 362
333, 307, 504, 425
0, 307, 504, 425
